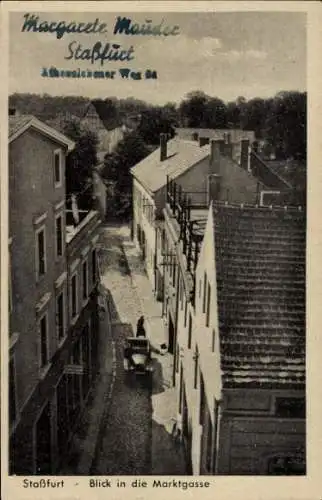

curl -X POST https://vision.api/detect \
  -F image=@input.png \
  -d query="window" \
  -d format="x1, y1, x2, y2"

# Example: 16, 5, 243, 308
36, 227, 46, 279
82, 260, 88, 301
71, 274, 78, 319
206, 283, 211, 327
39, 314, 49, 368
212, 329, 216, 352
275, 397, 305, 419
54, 150, 62, 186
55, 214, 63, 257
188, 313, 192, 349
9, 356, 17, 424
92, 249, 97, 284
194, 346, 199, 389
56, 291, 65, 341
202, 272, 207, 313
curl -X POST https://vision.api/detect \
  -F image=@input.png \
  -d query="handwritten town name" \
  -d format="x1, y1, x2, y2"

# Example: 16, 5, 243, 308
21, 14, 180, 67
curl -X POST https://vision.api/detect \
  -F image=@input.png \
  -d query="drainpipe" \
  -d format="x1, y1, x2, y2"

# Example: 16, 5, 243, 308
213, 399, 223, 474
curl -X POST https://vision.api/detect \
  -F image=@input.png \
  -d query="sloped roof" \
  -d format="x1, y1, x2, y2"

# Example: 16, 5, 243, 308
9, 115, 75, 150
264, 159, 306, 190
131, 138, 210, 194
213, 203, 306, 389
84, 100, 122, 131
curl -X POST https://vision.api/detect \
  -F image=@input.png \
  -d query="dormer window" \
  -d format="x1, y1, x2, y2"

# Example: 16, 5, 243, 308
54, 149, 62, 187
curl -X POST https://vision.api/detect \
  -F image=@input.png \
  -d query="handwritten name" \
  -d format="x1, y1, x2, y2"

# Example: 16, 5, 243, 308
21, 14, 180, 40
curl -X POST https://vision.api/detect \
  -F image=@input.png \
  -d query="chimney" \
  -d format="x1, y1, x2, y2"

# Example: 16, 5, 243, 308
160, 133, 167, 162
199, 136, 209, 147
240, 139, 250, 172
209, 139, 225, 174
208, 174, 222, 203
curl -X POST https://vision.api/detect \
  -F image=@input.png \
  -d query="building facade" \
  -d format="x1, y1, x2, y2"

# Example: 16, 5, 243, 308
163, 177, 305, 475
9, 115, 101, 474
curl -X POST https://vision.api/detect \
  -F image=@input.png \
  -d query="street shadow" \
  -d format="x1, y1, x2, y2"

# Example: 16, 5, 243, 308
99, 285, 121, 324
151, 419, 188, 475
150, 358, 166, 395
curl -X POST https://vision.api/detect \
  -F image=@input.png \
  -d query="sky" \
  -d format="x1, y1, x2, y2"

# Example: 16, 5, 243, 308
9, 11, 306, 105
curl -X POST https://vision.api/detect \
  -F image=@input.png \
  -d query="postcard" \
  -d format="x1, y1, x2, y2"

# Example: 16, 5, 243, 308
1, 1, 322, 499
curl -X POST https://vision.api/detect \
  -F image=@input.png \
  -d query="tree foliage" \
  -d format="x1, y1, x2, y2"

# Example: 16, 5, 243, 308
101, 132, 151, 219
137, 106, 177, 145
62, 119, 99, 210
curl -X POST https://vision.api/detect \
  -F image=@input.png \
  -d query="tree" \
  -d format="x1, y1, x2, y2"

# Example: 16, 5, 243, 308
137, 106, 177, 145
101, 131, 150, 219
203, 97, 227, 128
63, 119, 99, 210
178, 91, 209, 127
264, 91, 306, 160
240, 98, 266, 137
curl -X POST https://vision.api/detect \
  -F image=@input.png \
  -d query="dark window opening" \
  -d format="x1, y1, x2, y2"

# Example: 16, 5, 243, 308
54, 152, 61, 184
37, 230, 45, 276
56, 292, 64, 340
40, 315, 48, 367
206, 282, 211, 326
55, 216, 63, 256
188, 313, 192, 349
202, 272, 207, 313
275, 397, 305, 419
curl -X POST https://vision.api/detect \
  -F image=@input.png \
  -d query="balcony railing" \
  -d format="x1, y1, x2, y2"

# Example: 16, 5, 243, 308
166, 175, 204, 274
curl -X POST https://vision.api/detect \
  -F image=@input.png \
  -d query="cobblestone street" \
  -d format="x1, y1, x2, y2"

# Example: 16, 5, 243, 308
60, 224, 187, 475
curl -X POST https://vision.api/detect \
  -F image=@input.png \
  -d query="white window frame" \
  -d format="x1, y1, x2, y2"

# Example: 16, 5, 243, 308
56, 288, 66, 345
70, 271, 78, 323
54, 211, 64, 259
38, 312, 49, 373
35, 225, 47, 281
82, 258, 89, 304
53, 149, 63, 188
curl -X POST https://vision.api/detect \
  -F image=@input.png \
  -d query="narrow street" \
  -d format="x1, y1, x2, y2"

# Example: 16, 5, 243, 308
61, 224, 187, 475
91, 226, 152, 474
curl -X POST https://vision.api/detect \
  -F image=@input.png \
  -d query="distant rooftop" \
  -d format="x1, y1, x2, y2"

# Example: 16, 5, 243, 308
131, 138, 210, 194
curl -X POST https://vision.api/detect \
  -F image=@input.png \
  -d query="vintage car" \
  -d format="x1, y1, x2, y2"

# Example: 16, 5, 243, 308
123, 337, 154, 376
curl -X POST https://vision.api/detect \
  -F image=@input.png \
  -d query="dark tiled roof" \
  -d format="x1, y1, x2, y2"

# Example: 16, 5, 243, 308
213, 203, 306, 389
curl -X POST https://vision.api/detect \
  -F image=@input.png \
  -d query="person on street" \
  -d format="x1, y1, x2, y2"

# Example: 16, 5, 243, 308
136, 315, 146, 338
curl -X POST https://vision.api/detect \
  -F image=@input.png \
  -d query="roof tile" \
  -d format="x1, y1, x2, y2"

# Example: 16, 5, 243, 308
213, 203, 306, 389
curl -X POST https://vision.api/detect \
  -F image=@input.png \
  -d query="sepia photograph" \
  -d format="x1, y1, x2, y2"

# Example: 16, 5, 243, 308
4, 4, 310, 484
